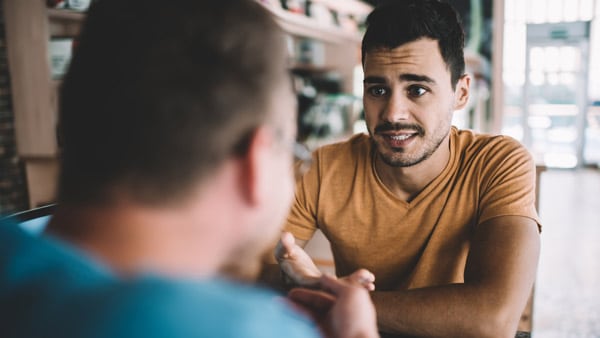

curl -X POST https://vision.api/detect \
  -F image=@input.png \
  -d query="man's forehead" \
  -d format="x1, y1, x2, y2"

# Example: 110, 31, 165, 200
363, 39, 450, 79
364, 39, 441, 65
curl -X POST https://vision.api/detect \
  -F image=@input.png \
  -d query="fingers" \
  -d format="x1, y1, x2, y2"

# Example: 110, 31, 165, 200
275, 233, 376, 293
319, 274, 379, 338
281, 231, 296, 249
319, 269, 376, 295
275, 232, 323, 287
344, 269, 376, 291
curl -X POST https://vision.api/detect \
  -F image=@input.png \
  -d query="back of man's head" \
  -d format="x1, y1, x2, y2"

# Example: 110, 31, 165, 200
58, 0, 288, 205
361, 0, 465, 87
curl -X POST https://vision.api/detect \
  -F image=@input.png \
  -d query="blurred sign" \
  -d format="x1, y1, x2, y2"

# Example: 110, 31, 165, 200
528, 21, 590, 41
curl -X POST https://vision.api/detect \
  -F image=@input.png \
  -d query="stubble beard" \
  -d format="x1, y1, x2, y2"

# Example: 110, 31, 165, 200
371, 122, 451, 168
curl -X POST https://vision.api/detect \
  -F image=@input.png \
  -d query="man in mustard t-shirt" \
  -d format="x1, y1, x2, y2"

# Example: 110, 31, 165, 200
265, 0, 542, 337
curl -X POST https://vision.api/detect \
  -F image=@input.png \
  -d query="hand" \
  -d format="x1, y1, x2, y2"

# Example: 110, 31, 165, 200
275, 232, 322, 287
340, 269, 376, 292
288, 274, 379, 338
276, 232, 376, 291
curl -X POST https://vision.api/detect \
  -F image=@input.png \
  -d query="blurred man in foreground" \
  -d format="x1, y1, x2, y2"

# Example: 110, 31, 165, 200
0, 1, 378, 337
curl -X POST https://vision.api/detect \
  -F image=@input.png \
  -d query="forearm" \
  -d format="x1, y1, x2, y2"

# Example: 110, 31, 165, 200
371, 283, 527, 338
372, 216, 540, 337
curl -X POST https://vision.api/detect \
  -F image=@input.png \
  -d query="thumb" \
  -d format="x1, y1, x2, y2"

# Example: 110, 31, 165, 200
281, 231, 296, 250
276, 232, 296, 260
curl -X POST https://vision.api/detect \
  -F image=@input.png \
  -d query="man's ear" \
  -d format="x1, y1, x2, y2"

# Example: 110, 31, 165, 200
453, 74, 471, 110
238, 126, 273, 206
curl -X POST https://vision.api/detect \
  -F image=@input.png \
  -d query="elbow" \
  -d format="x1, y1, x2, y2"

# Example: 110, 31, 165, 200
471, 306, 521, 338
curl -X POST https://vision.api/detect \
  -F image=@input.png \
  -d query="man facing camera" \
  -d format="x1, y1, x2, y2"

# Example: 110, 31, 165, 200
268, 1, 541, 337
0, 1, 378, 337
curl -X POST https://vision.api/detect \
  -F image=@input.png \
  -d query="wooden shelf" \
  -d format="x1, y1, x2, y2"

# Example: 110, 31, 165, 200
291, 64, 333, 74
3, 0, 367, 207
4, 0, 82, 207
311, 0, 372, 17
47, 8, 85, 21
259, 3, 363, 44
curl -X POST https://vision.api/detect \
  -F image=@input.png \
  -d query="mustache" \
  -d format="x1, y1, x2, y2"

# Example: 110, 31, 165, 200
374, 122, 424, 135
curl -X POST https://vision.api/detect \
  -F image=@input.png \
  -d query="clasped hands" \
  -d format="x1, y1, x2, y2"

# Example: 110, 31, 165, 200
276, 232, 379, 338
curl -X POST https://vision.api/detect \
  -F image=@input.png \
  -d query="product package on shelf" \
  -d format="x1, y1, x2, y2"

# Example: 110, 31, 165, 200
47, 0, 93, 12
49, 37, 74, 79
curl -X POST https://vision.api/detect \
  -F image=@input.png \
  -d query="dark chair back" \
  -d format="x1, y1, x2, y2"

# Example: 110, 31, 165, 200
1, 204, 56, 234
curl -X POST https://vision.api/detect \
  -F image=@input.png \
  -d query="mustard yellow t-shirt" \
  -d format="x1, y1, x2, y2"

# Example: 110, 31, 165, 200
286, 127, 541, 291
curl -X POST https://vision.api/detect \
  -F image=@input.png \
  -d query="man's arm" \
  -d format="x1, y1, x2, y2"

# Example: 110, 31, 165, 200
258, 235, 317, 291
259, 232, 376, 292
371, 215, 540, 338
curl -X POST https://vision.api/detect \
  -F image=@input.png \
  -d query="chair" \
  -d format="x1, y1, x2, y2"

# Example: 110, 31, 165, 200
1, 204, 56, 234
517, 165, 546, 333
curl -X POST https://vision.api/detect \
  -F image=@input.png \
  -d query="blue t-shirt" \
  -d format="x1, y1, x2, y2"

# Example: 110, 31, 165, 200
0, 220, 321, 338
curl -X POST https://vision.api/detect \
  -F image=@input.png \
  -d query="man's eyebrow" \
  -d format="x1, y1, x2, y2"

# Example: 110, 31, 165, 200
363, 74, 437, 84
399, 73, 436, 84
363, 76, 386, 84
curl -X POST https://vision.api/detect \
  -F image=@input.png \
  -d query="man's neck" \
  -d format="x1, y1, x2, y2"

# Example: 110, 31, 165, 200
374, 135, 451, 202
46, 198, 236, 279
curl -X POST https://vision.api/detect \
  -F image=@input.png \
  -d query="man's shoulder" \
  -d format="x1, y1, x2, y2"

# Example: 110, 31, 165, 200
67, 278, 319, 338
109, 277, 283, 313
453, 128, 531, 163
315, 133, 371, 164
10, 277, 319, 338
0, 223, 318, 338
451, 128, 536, 195
454, 127, 524, 149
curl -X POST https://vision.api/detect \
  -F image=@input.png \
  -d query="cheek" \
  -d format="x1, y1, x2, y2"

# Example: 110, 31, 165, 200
275, 160, 295, 209
363, 101, 379, 129
283, 170, 295, 207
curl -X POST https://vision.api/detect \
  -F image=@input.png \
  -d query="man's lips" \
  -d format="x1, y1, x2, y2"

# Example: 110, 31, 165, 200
379, 131, 418, 139
373, 122, 424, 135
378, 131, 418, 148
373, 123, 424, 149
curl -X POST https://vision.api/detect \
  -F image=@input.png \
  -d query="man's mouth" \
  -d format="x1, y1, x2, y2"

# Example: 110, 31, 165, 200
389, 134, 415, 141
381, 132, 419, 148
373, 123, 424, 149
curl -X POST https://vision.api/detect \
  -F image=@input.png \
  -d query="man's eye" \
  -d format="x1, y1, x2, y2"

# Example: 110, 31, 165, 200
408, 86, 427, 97
368, 87, 388, 97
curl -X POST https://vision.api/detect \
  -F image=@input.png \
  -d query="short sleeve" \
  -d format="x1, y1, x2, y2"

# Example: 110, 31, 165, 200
478, 137, 542, 232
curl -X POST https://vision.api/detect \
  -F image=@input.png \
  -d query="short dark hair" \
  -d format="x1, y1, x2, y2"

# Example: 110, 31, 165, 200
361, 0, 465, 87
58, 0, 289, 205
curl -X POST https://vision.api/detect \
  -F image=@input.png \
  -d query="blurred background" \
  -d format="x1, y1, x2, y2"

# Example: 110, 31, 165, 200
1, 0, 599, 336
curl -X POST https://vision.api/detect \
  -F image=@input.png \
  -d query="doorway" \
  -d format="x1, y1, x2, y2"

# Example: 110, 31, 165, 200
523, 22, 592, 168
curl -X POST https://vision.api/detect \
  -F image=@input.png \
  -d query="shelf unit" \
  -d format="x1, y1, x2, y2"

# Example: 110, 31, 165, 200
3, 0, 84, 207
258, 1, 369, 94
3, 0, 369, 208
47, 8, 85, 21
262, 3, 362, 44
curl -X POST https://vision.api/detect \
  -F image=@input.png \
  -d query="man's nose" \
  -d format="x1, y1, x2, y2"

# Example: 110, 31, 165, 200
381, 92, 410, 122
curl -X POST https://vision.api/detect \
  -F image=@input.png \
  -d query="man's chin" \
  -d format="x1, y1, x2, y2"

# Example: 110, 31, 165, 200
380, 155, 419, 168
376, 146, 418, 168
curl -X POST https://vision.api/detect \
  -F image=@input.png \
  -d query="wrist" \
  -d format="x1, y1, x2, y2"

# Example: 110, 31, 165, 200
280, 268, 322, 289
